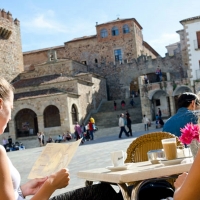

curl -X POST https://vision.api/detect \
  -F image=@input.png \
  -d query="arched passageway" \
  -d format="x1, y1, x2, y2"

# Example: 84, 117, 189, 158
71, 104, 78, 124
149, 90, 169, 120
15, 109, 38, 137
44, 105, 61, 128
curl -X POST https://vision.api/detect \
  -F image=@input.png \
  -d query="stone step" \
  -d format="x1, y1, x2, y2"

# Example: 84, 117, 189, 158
92, 97, 142, 128
98, 97, 141, 113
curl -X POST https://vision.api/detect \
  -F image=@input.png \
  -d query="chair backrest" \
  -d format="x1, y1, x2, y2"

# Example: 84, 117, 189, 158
125, 132, 183, 163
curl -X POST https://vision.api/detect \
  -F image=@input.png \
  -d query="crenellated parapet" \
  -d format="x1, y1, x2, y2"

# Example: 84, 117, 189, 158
0, 9, 20, 25
0, 8, 23, 82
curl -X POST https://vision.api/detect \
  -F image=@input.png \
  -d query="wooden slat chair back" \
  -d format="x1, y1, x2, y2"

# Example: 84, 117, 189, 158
125, 132, 183, 163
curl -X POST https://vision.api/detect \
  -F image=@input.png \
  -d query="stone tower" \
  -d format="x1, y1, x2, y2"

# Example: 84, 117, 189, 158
0, 9, 23, 82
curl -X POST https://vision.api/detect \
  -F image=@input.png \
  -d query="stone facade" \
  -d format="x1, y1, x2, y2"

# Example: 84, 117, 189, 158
23, 45, 65, 67
0, 9, 23, 82
23, 18, 158, 70
21, 17, 194, 122
2, 55, 107, 142
179, 16, 200, 85
1, 10, 196, 143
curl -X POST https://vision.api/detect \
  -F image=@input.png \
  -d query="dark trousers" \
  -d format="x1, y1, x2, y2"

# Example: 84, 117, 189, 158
119, 126, 129, 138
127, 125, 132, 136
144, 124, 149, 131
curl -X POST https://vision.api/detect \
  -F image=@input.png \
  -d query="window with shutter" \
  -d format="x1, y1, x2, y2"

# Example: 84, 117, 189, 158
197, 31, 200, 48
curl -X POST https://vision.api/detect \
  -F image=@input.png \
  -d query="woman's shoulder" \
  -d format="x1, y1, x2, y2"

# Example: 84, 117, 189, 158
0, 145, 7, 155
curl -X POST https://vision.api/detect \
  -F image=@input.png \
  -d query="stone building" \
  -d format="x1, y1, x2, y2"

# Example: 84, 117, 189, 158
2, 10, 199, 142
0, 9, 23, 82
178, 16, 200, 86
23, 18, 159, 67
22, 17, 194, 122
7, 50, 107, 141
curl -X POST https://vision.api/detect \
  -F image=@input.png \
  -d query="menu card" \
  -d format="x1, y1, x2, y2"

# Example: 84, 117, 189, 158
28, 139, 82, 179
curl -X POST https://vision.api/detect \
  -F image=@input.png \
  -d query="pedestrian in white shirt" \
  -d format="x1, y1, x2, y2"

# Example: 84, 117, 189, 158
142, 115, 149, 131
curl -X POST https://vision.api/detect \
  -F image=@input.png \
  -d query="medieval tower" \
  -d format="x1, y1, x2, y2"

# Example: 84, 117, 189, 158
0, 9, 23, 82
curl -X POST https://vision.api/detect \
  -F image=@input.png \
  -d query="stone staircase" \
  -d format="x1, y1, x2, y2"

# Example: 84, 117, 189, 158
92, 97, 142, 128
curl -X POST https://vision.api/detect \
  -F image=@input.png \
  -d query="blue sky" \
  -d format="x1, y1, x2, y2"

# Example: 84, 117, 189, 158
1, 0, 200, 56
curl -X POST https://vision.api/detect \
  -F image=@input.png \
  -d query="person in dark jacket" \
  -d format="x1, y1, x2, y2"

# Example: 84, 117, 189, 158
163, 92, 200, 137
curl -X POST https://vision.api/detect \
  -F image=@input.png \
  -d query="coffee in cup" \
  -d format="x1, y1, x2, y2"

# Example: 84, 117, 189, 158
161, 138, 177, 160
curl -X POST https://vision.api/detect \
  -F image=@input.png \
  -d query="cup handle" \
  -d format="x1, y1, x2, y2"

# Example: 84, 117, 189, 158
123, 151, 127, 161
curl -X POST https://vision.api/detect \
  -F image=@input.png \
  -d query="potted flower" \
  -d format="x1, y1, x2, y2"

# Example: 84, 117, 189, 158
179, 123, 200, 157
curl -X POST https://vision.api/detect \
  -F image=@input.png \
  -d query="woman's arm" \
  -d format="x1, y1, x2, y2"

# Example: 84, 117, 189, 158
29, 168, 70, 200
174, 150, 200, 200
0, 146, 16, 199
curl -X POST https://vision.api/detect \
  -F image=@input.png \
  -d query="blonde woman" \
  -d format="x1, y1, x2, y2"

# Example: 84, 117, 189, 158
0, 77, 70, 200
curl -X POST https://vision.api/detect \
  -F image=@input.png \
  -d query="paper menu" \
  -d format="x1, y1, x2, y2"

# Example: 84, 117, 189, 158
28, 139, 82, 179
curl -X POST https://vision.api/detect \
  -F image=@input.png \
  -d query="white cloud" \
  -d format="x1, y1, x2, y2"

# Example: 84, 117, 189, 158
22, 10, 69, 34
148, 33, 180, 56
149, 33, 179, 47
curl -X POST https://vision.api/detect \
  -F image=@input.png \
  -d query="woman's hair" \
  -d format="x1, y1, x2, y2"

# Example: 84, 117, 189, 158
0, 77, 14, 101
177, 92, 200, 109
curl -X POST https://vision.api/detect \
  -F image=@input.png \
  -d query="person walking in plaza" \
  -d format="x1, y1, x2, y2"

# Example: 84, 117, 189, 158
142, 115, 149, 131
0, 77, 70, 200
121, 100, 125, 109
8, 135, 12, 147
118, 113, 129, 138
88, 120, 94, 140
114, 101, 117, 111
158, 108, 162, 118
74, 122, 82, 141
90, 116, 96, 131
126, 115, 133, 136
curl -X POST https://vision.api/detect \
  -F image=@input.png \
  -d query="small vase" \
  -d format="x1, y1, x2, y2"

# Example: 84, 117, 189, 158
188, 139, 200, 158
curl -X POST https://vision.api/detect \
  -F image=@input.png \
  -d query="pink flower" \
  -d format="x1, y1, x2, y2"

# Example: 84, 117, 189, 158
179, 123, 200, 145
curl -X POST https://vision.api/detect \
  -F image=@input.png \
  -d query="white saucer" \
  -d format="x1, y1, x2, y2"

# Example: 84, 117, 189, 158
106, 165, 128, 171
159, 157, 192, 166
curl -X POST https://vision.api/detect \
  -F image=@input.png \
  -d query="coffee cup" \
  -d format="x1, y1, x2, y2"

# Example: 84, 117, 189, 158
111, 151, 126, 167
161, 138, 177, 160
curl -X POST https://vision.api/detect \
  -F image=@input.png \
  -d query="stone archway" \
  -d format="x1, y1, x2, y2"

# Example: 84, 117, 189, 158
15, 109, 38, 137
148, 89, 169, 119
71, 104, 78, 124
44, 105, 61, 128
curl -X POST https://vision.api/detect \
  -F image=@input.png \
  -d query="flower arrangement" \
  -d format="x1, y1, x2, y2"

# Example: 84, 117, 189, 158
179, 123, 200, 145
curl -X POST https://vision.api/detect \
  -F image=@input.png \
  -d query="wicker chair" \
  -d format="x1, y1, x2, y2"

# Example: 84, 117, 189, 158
125, 131, 183, 163
124, 131, 184, 195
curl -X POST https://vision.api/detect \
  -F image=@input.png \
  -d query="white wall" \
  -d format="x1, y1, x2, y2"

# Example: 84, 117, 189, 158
153, 95, 169, 117
185, 21, 200, 81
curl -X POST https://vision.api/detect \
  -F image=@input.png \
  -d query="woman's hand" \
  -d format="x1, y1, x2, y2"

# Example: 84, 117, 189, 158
21, 177, 48, 197
174, 172, 188, 189
47, 168, 70, 189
